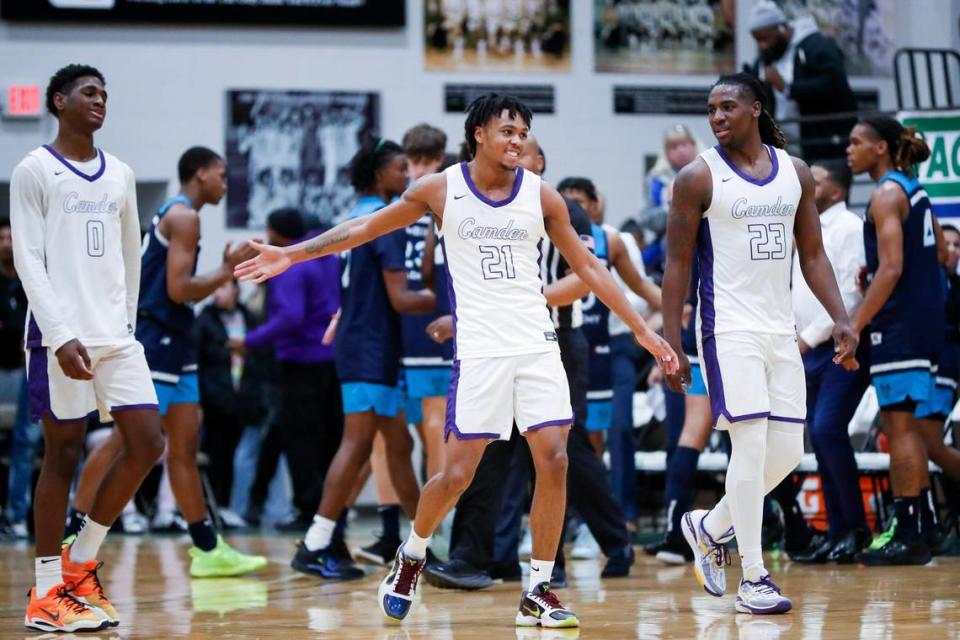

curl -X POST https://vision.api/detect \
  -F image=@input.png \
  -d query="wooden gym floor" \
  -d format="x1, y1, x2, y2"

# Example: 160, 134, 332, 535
0, 534, 957, 639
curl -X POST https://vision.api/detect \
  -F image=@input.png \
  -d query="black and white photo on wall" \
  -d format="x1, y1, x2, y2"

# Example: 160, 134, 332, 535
225, 90, 379, 230
425, 0, 571, 71
595, 0, 735, 75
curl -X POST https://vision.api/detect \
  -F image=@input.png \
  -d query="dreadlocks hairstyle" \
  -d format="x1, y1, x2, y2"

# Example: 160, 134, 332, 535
858, 114, 931, 174
46, 64, 105, 118
349, 137, 403, 192
713, 72, 787, 149
463, 93, 533, 158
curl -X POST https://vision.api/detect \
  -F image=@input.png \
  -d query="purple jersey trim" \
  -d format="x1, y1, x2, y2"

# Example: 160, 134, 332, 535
111, 403, 160, 413
26, 314, 42, 348
714, 144, 778, 187
460, 162, 524, 208
525, 417, 573, 431
769, 414, 806, 424
42, 144, 106, 182
439, 237, 459, 360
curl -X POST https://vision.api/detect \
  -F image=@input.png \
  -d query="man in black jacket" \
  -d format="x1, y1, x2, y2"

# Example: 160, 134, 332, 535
746, 1, 857, 162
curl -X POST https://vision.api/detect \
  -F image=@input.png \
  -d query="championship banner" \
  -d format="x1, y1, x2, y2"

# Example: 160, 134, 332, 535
899, 110, 960, 219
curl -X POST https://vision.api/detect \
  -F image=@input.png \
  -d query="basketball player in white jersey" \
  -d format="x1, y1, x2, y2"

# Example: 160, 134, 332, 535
662, 73, 858, 614
11, 64, 165, 632
237, 94, 677, 629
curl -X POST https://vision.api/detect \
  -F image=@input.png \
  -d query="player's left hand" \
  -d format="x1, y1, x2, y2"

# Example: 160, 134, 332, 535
635, 326, 679, 376
235, 241, 292, 283
832, 319, 859, 370
426, 315, 454, 343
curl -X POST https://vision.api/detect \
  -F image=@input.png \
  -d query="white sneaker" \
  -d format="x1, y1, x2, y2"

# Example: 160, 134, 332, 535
515, 584, 579, 628
121, 511, 148, 534
735, 575, 792, 614
681, 510, 729, 597
151, 510, 187, 532
219, 509, 248, 529
569, 524, 600, 560
519, 528, 533, 558
10, 521, 29, 539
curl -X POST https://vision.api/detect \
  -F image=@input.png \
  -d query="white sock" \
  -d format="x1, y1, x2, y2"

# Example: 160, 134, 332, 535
304, 515, 336, 552
403, 529, 430, 560
35, 557, 61, 596
70, 516, 109, 563
528, 558, 554, 592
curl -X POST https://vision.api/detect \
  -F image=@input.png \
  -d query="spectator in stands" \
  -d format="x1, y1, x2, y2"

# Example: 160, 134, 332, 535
746, 0, 857, 162
789, 160, 872, 564
196, 278, 269, 526
231, 208, 342, 530
0, 218, 36, 539
640, 126, 701, 281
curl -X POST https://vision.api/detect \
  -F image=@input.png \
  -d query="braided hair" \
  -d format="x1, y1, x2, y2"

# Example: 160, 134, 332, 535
712, 73, 787, 149
858, 114, 931, 174
463, 93, 533, 158
349, 137, 403, 192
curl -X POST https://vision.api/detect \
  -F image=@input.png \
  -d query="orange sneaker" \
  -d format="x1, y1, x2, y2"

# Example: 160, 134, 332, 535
61, 545, 119, 626
24, 584, 109, 632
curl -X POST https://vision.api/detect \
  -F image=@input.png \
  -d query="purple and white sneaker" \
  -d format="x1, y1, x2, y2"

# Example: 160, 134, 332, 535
377, 545, 425, 622
735, 575, 792, 614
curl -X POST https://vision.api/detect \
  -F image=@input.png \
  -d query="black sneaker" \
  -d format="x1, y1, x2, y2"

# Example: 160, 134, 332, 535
290, 541, 365, 580
926, 525, 951, 557
489, 561, 522, 582
515, 584, 579, 628
602, 544, 636, 577
423, 558, 493, 590
653, 535, 694, 565
354, 534, 402, 566
855, 537, 932, 566
550, 565, 567, 589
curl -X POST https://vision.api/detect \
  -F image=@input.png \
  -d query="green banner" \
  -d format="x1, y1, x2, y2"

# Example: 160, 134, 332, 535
900, 110, 960, 218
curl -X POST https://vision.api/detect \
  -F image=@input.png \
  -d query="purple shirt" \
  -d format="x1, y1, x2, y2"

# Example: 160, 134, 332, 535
245, 249, 339, 363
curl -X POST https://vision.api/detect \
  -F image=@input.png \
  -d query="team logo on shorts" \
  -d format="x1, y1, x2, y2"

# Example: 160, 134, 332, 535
871, 332, 883, 346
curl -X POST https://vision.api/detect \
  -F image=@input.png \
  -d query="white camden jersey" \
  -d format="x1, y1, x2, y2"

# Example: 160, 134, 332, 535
696, 145, 800, 339
439, 162, 558, 360
11, 145, 141, 352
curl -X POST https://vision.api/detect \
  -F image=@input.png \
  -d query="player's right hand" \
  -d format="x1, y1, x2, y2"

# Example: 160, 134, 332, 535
55, 339, 94, 380
234, 241, 292, 283
664, 350, 691, 394
426, 315, 454, 343
223, 240, 261, 269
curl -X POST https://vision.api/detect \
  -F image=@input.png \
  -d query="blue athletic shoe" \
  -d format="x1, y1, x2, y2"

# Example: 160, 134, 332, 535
378, 545, 425, 623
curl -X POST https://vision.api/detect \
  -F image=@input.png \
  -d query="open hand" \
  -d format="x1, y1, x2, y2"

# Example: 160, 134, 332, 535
635, 326, 680, 377
234, 241, 292, 283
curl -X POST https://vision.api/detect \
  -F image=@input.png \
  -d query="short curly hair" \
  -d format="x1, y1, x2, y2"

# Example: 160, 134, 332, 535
46, 64, 106, 118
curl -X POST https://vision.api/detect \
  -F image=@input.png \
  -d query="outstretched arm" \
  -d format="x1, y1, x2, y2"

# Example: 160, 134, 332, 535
792, 158, 858, 366
661, 160, 708, 392
608, 230, 662, 309
236, 174, 445, 283
542, 183, 677, 372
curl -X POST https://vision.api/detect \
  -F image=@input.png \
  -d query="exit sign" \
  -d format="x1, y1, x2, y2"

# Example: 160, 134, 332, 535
3, 85, 42, 119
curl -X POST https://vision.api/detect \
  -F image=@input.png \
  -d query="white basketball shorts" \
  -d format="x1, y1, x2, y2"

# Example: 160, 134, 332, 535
698, 331, 806, 429
27, 340, 159, 423
444, 350, 573, 441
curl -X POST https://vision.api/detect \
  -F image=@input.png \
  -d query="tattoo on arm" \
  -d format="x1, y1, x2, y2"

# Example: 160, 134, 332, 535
305, 226, 350, 255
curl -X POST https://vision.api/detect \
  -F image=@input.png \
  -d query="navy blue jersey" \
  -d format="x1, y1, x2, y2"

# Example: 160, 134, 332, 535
681, 258, 700, 357
583, 224, 612, 394
400, 215, 451, 367
864, 172, 945, 361
137, 194, 199, 377
335, 196, 406, 385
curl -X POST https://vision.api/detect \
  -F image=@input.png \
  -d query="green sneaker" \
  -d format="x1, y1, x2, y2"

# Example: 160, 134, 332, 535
868, 517, 897, 552
189, 535, 268, 578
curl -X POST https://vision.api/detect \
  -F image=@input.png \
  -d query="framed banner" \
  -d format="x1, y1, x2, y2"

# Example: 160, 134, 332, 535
225, 90, 379, 230
900, 110, 960, 220
1, 1, 405, 27
425, 0, 570, 72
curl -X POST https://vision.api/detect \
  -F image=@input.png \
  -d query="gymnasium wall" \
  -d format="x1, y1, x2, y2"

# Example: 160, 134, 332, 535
0, 0, 957, 274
